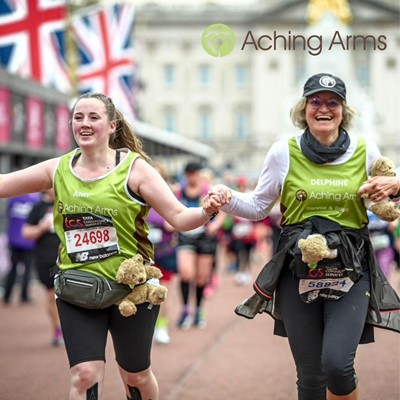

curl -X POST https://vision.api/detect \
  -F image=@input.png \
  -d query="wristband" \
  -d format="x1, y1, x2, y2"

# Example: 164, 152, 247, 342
201, 208, 219, 222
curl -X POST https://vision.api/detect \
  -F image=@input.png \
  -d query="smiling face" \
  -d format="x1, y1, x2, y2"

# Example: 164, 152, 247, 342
71, 97, 116, 149
305, 91, 343, 144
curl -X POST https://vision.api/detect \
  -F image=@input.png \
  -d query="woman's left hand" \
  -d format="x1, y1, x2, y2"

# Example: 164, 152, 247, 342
358, 176, 400, 202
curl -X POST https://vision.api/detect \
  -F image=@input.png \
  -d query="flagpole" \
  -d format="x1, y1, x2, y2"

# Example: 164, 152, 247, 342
66, 2, 78, 97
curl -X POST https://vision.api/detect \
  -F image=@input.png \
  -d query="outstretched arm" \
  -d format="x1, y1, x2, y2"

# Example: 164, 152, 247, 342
129, 159, 222, 232
0, 158, 58, 198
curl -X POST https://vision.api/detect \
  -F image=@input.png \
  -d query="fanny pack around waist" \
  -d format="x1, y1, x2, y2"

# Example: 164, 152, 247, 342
54, 269, 131, 309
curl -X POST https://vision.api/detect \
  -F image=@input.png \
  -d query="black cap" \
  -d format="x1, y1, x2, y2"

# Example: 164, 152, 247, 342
184, 161, 202, 173
303, 73, 346, 100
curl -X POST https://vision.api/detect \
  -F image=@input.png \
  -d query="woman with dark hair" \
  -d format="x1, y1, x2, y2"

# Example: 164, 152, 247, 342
0, 93, 221, 400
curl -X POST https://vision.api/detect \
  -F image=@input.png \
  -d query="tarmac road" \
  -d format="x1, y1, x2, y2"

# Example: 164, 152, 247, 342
0, 266, 399, 400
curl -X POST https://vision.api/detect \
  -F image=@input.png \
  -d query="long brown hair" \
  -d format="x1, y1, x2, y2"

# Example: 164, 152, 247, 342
72, 93, 151, 162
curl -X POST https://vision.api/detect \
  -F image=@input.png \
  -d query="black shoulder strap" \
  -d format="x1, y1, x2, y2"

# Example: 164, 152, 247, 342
115, 150, 121, 166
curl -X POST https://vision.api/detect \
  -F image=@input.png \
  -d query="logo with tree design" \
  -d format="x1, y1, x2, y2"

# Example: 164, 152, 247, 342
201, 24, 236, 57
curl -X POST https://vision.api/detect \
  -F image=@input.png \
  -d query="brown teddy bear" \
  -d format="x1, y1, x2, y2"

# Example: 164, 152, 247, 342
115, 254, 168, 317
359, 156, 400, 222
298, 233, 338, 267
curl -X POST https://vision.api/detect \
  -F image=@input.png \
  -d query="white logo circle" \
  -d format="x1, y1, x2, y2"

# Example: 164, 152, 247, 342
319, 76, 336, 88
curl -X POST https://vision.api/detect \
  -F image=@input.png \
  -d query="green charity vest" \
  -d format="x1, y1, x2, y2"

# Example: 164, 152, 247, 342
280, 137, 368, 229
53, 148, 154, 281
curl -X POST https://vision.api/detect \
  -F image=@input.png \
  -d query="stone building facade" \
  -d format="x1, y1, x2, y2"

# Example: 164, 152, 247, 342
132, 0, 400, 178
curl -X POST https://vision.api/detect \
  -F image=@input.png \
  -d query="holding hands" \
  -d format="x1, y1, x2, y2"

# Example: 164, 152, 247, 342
208, 184, 233, 205
208, 185, 232, 207
202, 184, 232, 218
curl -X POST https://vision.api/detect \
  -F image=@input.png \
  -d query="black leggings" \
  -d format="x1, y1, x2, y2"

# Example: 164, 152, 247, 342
57, 299, 159, 372
3, 248, 34, 302
278, 267, 370, 399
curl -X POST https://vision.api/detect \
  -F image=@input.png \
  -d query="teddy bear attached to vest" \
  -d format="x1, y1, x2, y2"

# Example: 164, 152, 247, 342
115, 254, 168, 317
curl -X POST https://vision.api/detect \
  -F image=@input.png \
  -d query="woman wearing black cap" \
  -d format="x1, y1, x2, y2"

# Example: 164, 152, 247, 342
208, 73, 400, 400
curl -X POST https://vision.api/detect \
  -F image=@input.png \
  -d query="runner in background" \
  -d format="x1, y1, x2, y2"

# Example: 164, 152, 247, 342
175, 162, 219, 329
22, 189, 63, 346
367, 210, 396, 280
2, 193, 39, 305
146, 163, 178, 345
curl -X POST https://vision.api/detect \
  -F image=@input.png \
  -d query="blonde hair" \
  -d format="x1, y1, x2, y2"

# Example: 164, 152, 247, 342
72, 93, 151, 162
290, 97, 357, 131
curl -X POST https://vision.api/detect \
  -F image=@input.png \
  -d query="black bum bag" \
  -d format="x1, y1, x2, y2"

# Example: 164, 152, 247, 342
54, 269, 131, 309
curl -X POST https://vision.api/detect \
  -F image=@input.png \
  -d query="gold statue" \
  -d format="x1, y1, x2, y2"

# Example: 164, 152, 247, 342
307, 0, 352, 25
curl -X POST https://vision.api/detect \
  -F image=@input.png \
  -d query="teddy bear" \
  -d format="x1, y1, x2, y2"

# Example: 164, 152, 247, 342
298, 233, 338, 267
359, 156, 400, 222
115, 254, 168, 317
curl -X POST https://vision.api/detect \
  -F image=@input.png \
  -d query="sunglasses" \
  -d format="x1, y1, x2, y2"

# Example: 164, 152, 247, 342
307, 97, 342, 110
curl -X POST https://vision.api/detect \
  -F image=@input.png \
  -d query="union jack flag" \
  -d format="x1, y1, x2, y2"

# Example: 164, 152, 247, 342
72, 3, 137, 120
1, 1, 137, 119
0, 0, 70, 92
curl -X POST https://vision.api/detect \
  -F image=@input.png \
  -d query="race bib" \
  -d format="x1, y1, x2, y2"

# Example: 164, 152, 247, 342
298, 263, 354, 303
63, 213, 119, 263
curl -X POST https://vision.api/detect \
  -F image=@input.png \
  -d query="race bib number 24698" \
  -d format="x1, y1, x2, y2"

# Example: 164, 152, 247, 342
63, 213, 119, 263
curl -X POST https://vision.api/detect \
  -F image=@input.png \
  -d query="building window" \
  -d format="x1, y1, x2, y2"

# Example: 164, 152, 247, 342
354, 55, 369, 87
163, 109, 176, 132
199, 64, 211, 88
356, 64, 369, 87
293, 48, 306, 84
198, 109, 212, 140
386, 57, 396, 69
235, 111, 249, 139
235, 64, 247, 88
163, 64, 176, 88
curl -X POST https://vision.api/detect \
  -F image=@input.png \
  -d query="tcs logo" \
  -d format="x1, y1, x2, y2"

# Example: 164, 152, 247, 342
65, 217, 84, 229
308, 267, 325, 278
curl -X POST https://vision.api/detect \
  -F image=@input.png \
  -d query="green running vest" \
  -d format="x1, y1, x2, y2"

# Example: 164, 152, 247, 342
280, 137, 368, 229
53, 148, 153, 281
